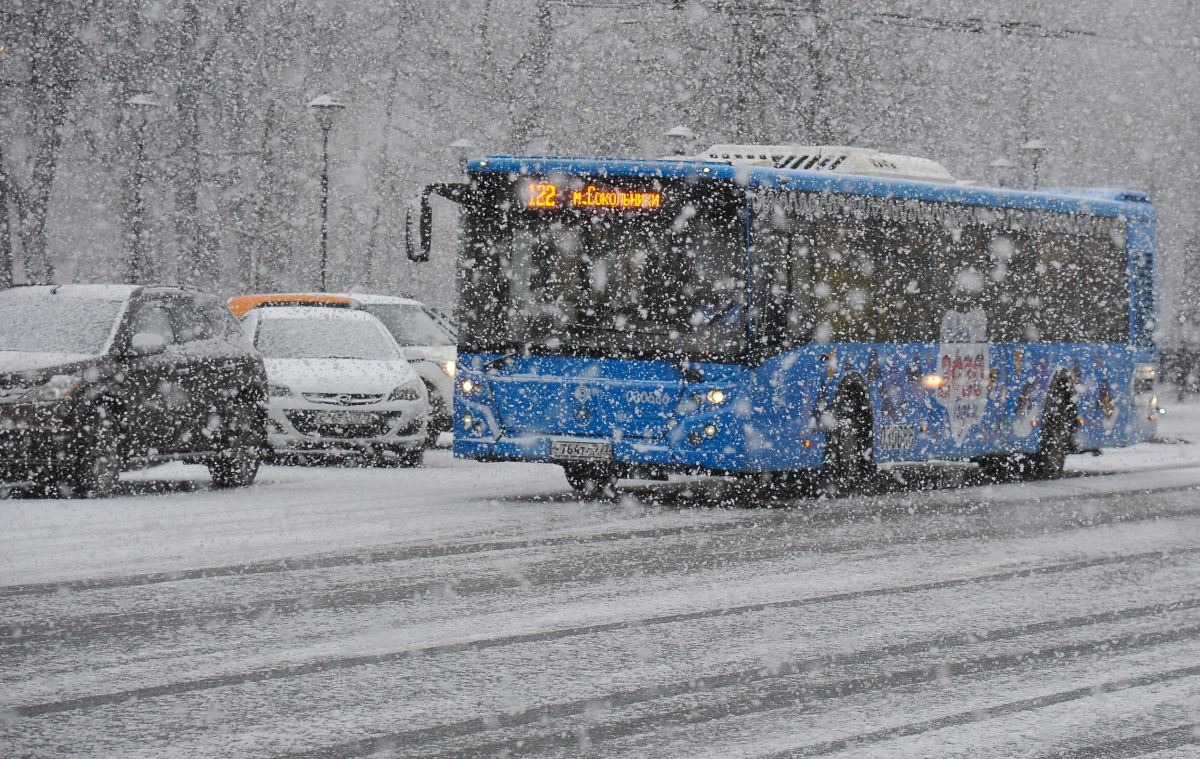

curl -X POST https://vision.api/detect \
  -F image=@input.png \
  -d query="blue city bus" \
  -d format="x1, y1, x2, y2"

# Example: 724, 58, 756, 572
412, 144, 1158, 495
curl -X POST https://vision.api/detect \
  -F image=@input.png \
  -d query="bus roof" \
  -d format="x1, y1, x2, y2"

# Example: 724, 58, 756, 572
468, 155, 1155, 222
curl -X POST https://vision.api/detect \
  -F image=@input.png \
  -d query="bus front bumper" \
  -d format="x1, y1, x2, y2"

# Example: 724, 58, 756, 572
454, 432, 810, 475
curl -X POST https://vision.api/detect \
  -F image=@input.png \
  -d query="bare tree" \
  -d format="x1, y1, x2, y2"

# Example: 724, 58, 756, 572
0, 0, 99, 284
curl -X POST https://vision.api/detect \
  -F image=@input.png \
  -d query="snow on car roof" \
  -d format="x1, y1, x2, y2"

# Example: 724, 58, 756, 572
0, 284, 139, 301
252, 305, 381, 322
332, 292, 424, 307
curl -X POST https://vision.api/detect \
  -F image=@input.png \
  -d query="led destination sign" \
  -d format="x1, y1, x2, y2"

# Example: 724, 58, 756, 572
523, 181, 663, 211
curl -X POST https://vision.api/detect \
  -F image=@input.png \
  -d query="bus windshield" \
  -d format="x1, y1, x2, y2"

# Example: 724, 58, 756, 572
458, 177, 746, 362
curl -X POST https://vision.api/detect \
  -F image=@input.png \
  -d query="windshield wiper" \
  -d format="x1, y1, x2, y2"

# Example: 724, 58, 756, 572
483, 338, 561, 372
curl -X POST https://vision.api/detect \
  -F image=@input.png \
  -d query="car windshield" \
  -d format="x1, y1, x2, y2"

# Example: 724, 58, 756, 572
254, 317, 401, 361
362, 304, 456, 347
0, 291, 125, 355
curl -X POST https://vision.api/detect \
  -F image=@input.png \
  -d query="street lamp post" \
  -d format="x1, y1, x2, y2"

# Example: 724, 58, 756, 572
1019, 139, 1048, 191
124, 93, 162, 284
307, 94, 345, 292
665, 125, 697, 156
989, 157, 1018, 189
450, 138, 477, 174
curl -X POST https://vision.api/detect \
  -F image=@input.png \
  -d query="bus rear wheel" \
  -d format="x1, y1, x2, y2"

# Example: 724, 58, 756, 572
563, 464, 618, 500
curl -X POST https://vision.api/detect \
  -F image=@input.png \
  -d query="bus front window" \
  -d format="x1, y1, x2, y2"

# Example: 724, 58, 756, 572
460, 178, 746, 362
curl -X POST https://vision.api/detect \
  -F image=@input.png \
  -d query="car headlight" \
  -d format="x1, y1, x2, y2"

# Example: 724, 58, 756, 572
19, 375, 82, 404
389, 380, 424, 402
441, 360, 456, 378
267, 383, 292, 398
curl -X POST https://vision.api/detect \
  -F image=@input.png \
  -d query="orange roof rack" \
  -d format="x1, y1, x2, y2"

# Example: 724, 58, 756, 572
227, 293, 356, 319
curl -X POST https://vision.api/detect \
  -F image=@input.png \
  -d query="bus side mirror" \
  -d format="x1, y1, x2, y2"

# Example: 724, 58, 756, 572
405, 206, 426, 263
420, 197, 433, 261
409, 182, 470, 263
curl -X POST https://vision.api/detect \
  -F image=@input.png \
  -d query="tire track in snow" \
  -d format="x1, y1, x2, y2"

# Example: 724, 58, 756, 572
755, 672, 1200, 758
283, 620, 1200, 758
8, 562, 1199, 719
5, 500, 1200, 649
1035, 723, 1200, 758
4, 471, 1198, 599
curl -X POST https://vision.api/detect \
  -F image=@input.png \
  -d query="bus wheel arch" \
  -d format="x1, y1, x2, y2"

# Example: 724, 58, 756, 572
562, 464, 619, 500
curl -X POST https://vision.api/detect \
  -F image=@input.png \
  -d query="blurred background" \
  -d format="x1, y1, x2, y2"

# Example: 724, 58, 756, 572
2, 0, 1199, 355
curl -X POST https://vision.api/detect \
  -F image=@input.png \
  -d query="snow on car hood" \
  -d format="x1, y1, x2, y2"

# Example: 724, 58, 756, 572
0, 351, 98, 375
402, 344, 455, 363
263, 357, 419, 395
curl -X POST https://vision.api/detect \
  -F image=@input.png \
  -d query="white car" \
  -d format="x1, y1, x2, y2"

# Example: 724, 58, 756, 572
241, 306, 430, 466
336, 294, 457, 439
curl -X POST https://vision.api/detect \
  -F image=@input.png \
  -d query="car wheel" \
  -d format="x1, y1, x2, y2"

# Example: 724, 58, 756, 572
209, 409, 263, 488
563, 464, 618, 500
67, 414, 123, 498
395, 448, 423, 468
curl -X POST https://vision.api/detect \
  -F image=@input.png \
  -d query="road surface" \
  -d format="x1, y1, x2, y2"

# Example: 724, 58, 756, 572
3, 408, 1200, 757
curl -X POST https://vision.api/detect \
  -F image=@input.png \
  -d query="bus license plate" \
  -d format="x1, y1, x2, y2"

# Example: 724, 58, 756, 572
551, 440, 613, 461
881, 425, 916, 450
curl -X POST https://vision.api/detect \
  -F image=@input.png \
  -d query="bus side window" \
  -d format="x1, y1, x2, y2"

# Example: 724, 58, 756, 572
887, 221, 943, 343
811, 217, 876, 343
751, 202, 809, 351
1029, 228, 1127, 343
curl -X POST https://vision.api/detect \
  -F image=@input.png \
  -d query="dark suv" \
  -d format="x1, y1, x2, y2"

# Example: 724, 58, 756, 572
0, 284, 267, 497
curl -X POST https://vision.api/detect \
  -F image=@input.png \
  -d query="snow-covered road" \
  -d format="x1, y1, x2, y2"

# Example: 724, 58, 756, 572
4, 407, 1200, 757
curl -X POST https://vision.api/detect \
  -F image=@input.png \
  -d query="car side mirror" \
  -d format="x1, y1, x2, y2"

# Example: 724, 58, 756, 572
129, 332, 168, 357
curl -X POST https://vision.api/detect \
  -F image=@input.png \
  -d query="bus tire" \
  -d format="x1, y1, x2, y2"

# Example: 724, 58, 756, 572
975, 454, 1026, 483
563, 464, 618, 500
821, 391, 875, 496
1030, 387, 1076, 480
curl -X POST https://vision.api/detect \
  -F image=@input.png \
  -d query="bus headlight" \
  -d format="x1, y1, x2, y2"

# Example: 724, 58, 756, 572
706, 388, 727, 405
441, 360, 456, 378
461, 378, 479, 395
921, 374, 945, 390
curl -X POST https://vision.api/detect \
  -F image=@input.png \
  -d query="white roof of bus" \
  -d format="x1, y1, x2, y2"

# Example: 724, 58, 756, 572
681, 144, 957, 184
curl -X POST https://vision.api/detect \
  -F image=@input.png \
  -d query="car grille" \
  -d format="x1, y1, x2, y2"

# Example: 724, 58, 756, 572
286, 411, 396, 438
301, 392, 385, 406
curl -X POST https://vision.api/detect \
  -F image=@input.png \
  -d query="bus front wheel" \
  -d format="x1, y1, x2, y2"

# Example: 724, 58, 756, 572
563, 464, 618, 500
